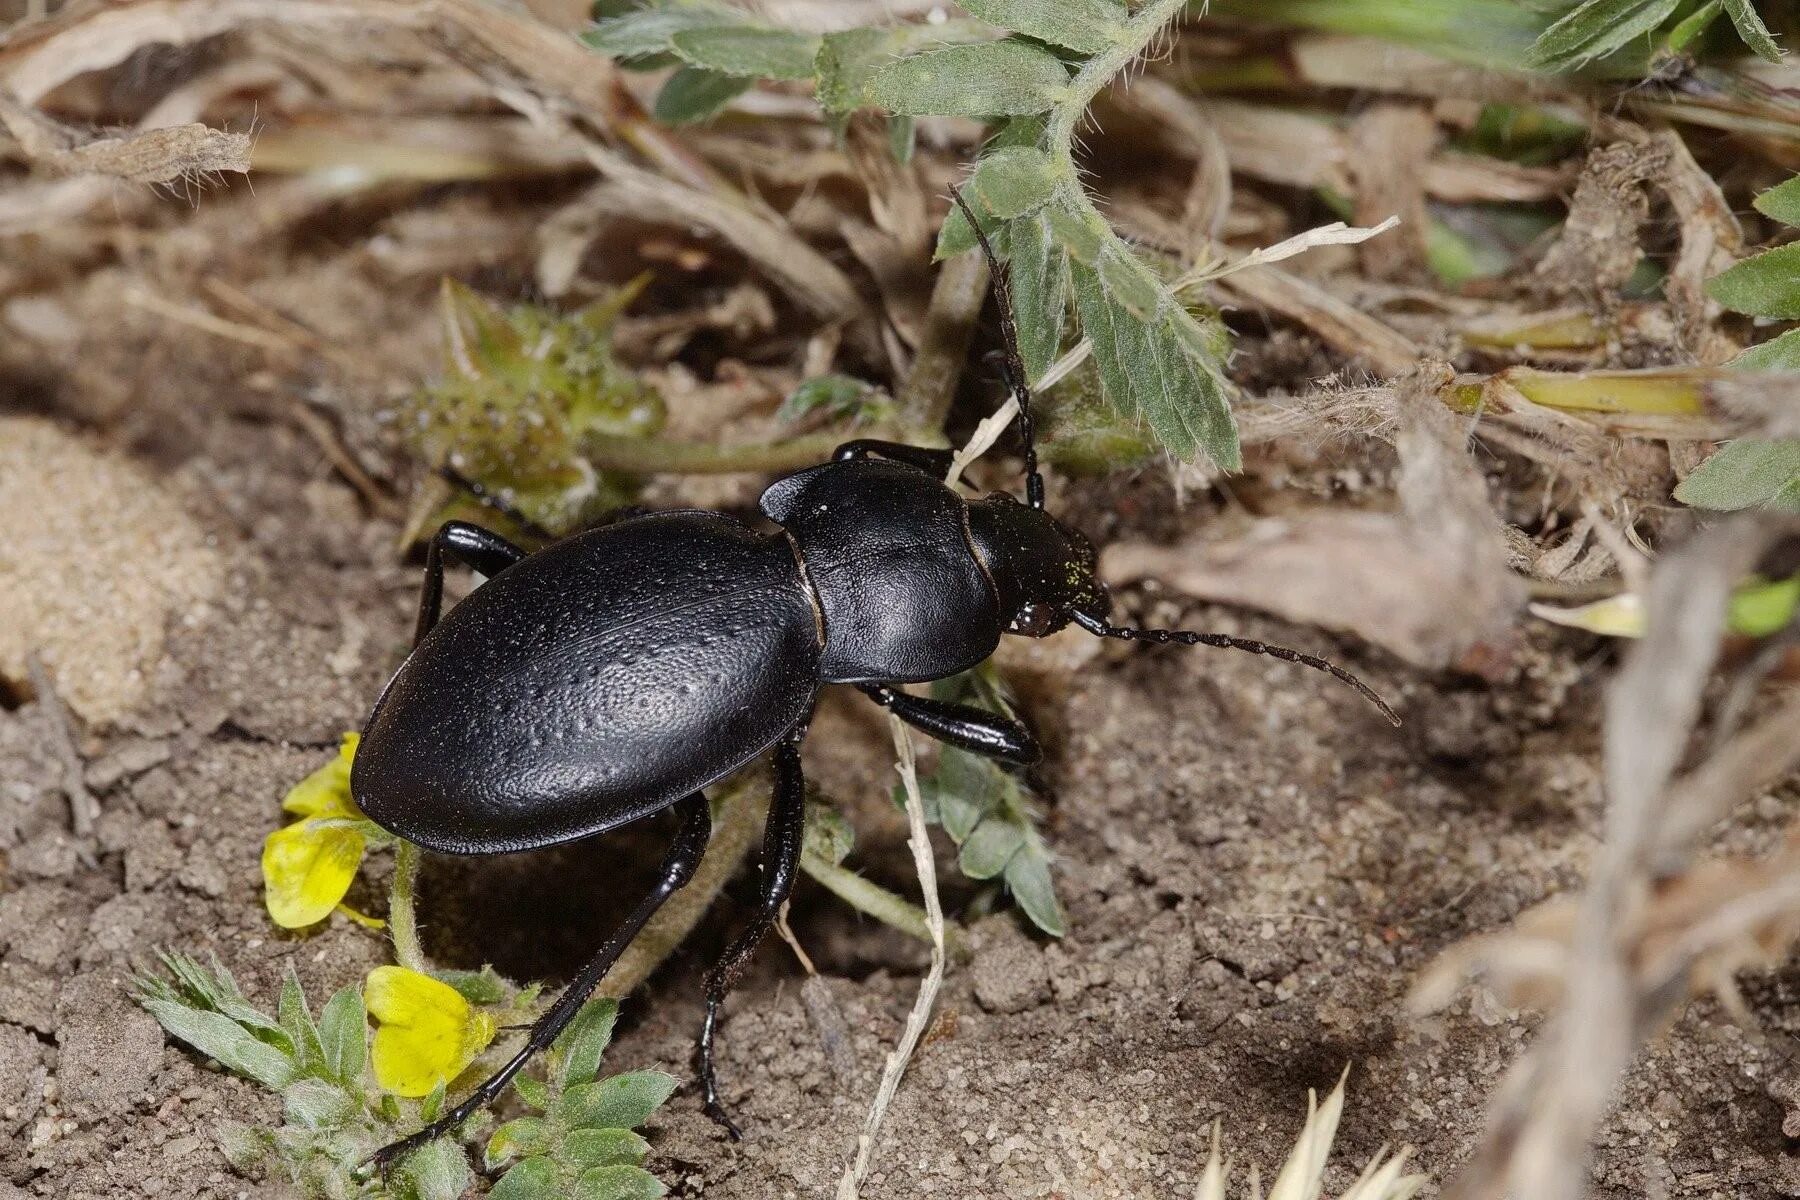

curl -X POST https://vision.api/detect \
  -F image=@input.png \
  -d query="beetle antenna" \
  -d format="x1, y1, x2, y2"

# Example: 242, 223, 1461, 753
1068, 610, 1402, 726
949, 186, 1045, 510
437, 465, 558, 542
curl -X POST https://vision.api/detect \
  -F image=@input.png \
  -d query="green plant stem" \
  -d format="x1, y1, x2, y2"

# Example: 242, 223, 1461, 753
388, 839, 426, 974
1048, 0, 1187, 156
800, 852, 972, 963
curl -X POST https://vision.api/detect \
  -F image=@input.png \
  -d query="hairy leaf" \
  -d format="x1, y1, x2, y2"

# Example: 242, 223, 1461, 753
962, 0, 1127, 53
574, 1164, 667, 1200
1005, 209, 1069, 381
391, 1136, 473, 1200
959, 814, 1026, 879
1525, 0, 1682, 70
1071, 260, 1240, 469
814, 21, 996, 116
1754, 176, 1800, 229
557, 1071, 680, 1131
282, 1077, 359, 1130
653, 67, 752, 124
489, 1156, 558, 1200
276, 970, 325, 1079
1721, 0, 1785, 61
670, 26, 820, 80
139, 1000, 296, 1090
564, 1127, 652, 1168
555, 997, 619, 1090
581, 7, 732, 59
969, 146, 1060, 219
316, 986, 366, 1085
486, 1116, 552, 1169
1005, 835, 1066, 937
1734, 328, 1800, 371
1674, 439, 1800, 511
1707, 242, 1800, 318
869, 42, 1070, 117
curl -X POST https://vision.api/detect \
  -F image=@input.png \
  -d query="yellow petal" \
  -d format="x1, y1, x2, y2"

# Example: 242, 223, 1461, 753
367, 966, 496, 1098
262, 818, 366, 929
282, 732, 363, 818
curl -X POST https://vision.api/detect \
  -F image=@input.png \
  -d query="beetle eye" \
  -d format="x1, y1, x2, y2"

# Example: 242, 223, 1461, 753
1010, 602, 1058, 637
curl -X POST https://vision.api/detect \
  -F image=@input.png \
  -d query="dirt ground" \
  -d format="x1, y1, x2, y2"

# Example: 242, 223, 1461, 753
2, 392, 1796, 1199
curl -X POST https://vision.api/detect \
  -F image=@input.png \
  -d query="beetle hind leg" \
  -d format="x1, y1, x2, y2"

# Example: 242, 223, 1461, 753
859, 684, 1041, 766
367, 792, 711, 1175
413, 520, 528, 646
697, 731, 807, 1138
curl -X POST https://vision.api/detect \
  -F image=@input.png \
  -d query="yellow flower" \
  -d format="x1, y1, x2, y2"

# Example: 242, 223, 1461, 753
262, 733, 375, 929
366, 966, 497, 1097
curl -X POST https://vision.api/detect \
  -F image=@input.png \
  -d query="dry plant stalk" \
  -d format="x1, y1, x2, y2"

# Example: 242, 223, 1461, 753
1414, 515, 1800, 1200
836, 714, 945, 1200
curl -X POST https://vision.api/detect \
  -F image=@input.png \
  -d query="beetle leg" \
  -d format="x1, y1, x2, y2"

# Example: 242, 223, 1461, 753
831, 438, 956, 477
697, 732, 807, 1139
413, 520, 528, 646
858, 684, 1041, 766
367, 792, 711, 1175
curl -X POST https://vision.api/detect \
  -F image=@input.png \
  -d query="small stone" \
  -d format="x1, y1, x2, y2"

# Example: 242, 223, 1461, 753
0, 1022, 45, 1140
970, 917, 1050, 1015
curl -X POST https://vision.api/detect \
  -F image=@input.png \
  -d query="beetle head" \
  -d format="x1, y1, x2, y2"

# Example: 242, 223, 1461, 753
967, 493, 1110, 638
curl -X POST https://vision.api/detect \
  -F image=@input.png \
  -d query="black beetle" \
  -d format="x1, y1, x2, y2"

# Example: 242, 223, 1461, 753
357, 196, 1398, 1168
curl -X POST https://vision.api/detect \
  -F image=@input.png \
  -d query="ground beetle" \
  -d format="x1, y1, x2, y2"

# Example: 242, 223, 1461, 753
357, 196, 1399, 1169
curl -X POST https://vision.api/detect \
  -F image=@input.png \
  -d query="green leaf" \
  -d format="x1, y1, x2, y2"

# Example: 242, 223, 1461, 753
778, 374, 889, 423
1526, 0, 1682, 70
486, 1116, 552, 1169
670, 26, 820, 80
138, 999, 295, 1090
420, 1079, 447, 1123
574, 1164, 667, 1200
815, 21, 999, 116
1707, 243, 1800, 318
582, 7, 732, 59
888, 114, 916, 163
936, 751, 1000, 842
155, 953, 293, 1053
438, 966, 511, 1007
1666, 0, 1722, 51
564, 1127, 651, 1168
1733, 328, 1800, 371
934, 201, 996, 262
556, 1070, 679, 1131
1006, 209, 1069, 382
276, 970, 324, 1079
1096, 242, 1164, 322
315, 986, 365, 1085
1044, 199, 1105, 264
969, 147, 1060, 220
489, 1156, 559, 1200
959, 814, 1026, 879
214, 1122, 273, 1173
1721, 0, 1785, 61
1730, 574, 1800, 635
1674, 439, 1800, 510
1754, 176, 1800, 229
803, 801, 856, 867
961, 0, 1127, 53
390, 1135, 473, 1200
869, 42, 1070, 117
653, 67, 753, 124
1070, 259, 1241, 469
514, 1071, 552, 1112
556, 997, 620, 1090
1004, 837, 1066, 937
281, 1078, 359, 1130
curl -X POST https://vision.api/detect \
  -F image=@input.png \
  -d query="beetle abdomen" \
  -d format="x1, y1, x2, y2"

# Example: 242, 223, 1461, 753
353, 512, 821, 854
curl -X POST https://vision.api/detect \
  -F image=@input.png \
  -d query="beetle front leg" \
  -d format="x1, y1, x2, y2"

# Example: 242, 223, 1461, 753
697, 732, 807, 1138
413, 521, 527, 646
858, 684, 1041, 766
368, 792, 711, 1175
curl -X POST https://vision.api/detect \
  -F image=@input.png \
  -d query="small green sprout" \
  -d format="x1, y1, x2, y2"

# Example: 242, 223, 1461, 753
404, 278, 664, 541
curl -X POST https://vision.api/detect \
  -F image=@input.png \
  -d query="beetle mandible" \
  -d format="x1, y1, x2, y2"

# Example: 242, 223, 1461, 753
358, 193, 1399, 1169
